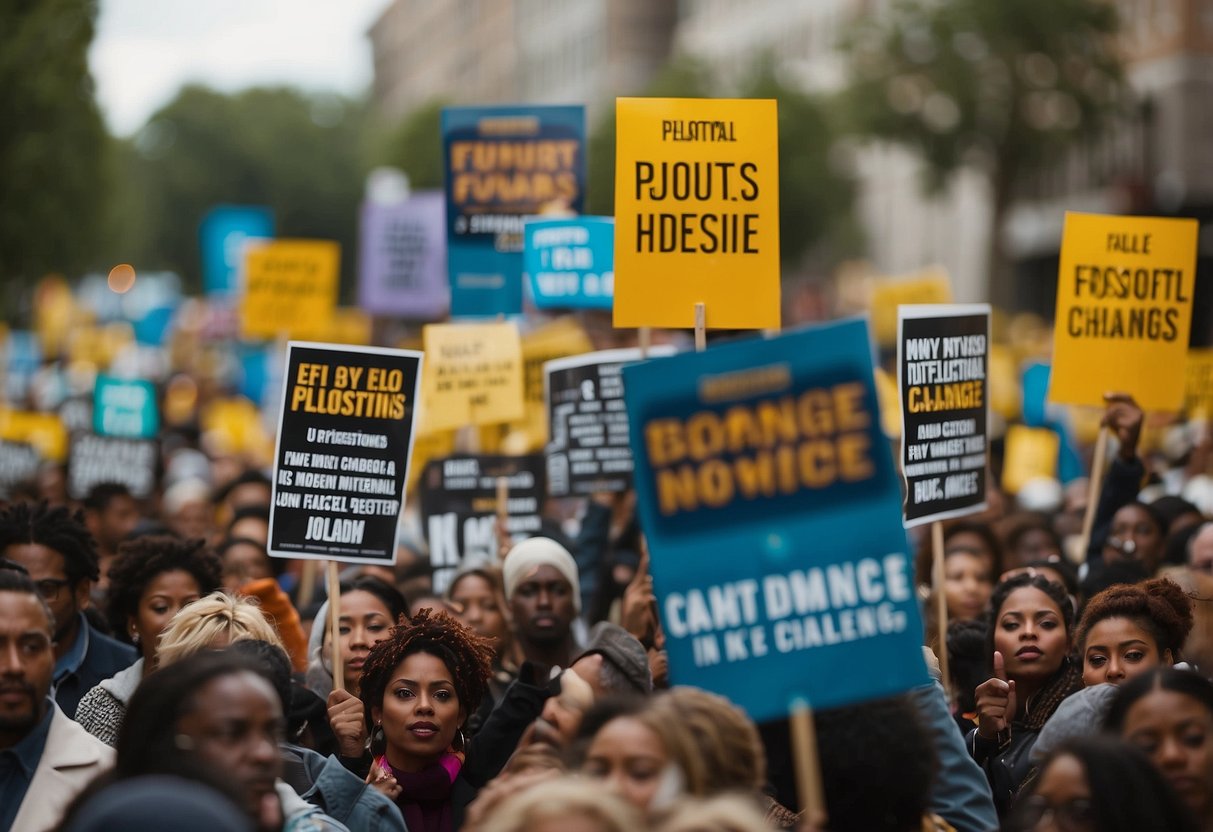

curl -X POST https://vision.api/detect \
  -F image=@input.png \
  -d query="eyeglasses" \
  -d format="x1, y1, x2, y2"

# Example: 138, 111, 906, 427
1016, 796, 1095, 832
33, 578, 73, 600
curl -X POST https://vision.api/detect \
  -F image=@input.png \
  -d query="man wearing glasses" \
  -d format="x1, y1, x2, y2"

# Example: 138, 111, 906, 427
0, 503, 136, 718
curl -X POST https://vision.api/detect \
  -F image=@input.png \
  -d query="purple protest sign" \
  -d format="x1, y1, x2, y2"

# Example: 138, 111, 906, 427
357, 191, 449, 319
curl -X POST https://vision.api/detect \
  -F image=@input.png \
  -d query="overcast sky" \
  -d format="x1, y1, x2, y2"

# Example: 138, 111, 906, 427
89, 0, 394, 136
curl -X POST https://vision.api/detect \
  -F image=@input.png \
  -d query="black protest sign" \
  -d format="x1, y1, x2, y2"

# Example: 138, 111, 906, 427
419, 454, 545, 593
545, 347, 672, 497
67, 434, 158, 500
898, 304, 991, 527
269, 342, 423, 564
0, 440, 41, 495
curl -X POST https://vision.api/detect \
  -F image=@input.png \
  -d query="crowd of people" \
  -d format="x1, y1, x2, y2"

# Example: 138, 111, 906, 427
2, 385, 1213, 832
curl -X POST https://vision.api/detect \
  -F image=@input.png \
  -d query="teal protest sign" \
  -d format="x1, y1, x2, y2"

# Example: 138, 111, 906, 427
622, 319, 927, 722
524, 217, 613, 309
94, 375, 159, 440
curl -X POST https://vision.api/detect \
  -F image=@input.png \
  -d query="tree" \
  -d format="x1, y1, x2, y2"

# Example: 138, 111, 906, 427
0, 0, 111, 308
112, 86, 368, 296
840, 0, 1125, 305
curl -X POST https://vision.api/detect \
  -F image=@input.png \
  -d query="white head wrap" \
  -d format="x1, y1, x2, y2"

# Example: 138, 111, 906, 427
502, 536, 581, 613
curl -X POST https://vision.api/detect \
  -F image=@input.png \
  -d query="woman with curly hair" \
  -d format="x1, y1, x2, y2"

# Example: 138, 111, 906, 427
1076, 577, 1193, 687
358, 607, 494, 832
75, 535, 221, 745
968, 572, 1082, 817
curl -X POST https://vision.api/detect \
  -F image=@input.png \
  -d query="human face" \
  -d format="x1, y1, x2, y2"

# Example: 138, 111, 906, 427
993, 587, 1069, 688
228, 517, 269, 547
373, 651, 464, 773
175, 671, 283, 819
1190, 524, 1213, 574
220, 542, 274, 594
582, 716, 673, 812
0, 591, 54, 746
131, 570, 202, 664
1020, 753, 1094, 832
450, 574, 508, 646
944, 551, 994, 622
1121, 689, 1213, 819
1012, 528, 1062, 565
96, 496, 140, 549
948, 531, 994, 562
1081, 617, 1169, 687
170, 500, 212, 542
3, 543, 86, 652
510, 565, 576, 646
1106, 505, 1162, 569
329, 589, 395, 694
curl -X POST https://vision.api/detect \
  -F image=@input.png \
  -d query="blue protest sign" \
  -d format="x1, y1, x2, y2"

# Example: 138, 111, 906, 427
199, 205, 275, 296
442, 105, 586, 317
524, 217, 613, 309
623, 319, 928, 722
94, 375, 159, 440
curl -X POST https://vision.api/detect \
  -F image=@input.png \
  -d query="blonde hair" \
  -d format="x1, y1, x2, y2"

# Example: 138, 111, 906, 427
655, 794, 772, 832
156, 591, 284, 668
478, 776, 642, 832
647, 688, 767, 794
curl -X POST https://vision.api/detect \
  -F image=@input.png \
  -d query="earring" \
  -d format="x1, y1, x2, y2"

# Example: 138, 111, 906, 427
130, 629, 140, 646
372, 722, 385, 746
174, 734, 195, 751
455, 729, 466, 752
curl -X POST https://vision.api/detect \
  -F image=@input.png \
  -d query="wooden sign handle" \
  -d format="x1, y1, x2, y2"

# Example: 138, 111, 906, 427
1078, 426, 1110, 562
932, 520, 950, 700
790, 701, 827, 827
328, 560, 344, 691
639, 326, 652, 359
694, 302, 706, 352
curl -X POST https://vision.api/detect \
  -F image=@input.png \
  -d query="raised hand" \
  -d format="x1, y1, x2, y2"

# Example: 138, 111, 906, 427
974, 650, 1017, 741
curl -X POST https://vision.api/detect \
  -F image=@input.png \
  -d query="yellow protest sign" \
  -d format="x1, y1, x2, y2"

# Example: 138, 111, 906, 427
1002, 425, 1060, 496
988, 345, 1021, 420
1049, 212, 1197, 411
1186, 348, 1213, 418
613, 97, 780, 329
422, 322, 524, 431
0, 410, 68, 462
869, 267, 952, 347
240, 240, 340, 341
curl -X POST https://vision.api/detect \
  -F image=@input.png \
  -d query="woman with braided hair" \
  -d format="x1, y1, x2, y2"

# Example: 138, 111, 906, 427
358, 606, 494, 832
968, 572, 1082, 817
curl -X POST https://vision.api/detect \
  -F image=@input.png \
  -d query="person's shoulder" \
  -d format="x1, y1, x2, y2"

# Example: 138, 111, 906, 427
44, 705, 116, 770
84, 627, 138, 666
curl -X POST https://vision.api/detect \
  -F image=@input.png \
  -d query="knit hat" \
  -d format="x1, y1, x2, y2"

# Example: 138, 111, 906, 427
502, 536, 581, 613
1029, 683, 1118, 764
576, 621, 652, 694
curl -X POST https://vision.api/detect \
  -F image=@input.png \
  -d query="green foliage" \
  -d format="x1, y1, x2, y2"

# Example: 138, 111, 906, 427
0, 0, 111, 300
840, 0, 1125, 196
113, 86, 368, 295
371, 98, 447, 190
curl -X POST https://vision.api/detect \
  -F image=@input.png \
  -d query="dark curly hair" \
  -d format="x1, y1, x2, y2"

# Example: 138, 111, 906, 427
0, 501, 99, 584
105, 536, 222, 645
1075, 577, 1193, 659
358, 607, 493, 731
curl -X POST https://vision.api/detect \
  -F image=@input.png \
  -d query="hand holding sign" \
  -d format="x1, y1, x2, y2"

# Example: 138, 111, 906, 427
1102, 392, 1143, 463
975, 650, 1017, 741
620, 545, 656, 643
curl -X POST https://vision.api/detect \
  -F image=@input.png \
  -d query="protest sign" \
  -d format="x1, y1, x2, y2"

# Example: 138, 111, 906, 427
0, 440, 41, 496
1050, 212, 1198, 411
1002, 425, 1061, 496
419, 454, 546, 593
268, 342, 422, 564
1186, 348, 1213, 418
524, 217, 614, 309
0, 410, 68, 463
897, 304, 990, 527
422, 322, 525, 431
67, 434, 157, 500
240, 240, 340, 341
442, 105, 586, 317
623, 319, 927, 721
545, 347, 674, 497
869, 266, 953, 348
200, 205, 274, 296
613, 98, 780, 330
357, 192, 449, 319
94, 375, 159, 440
